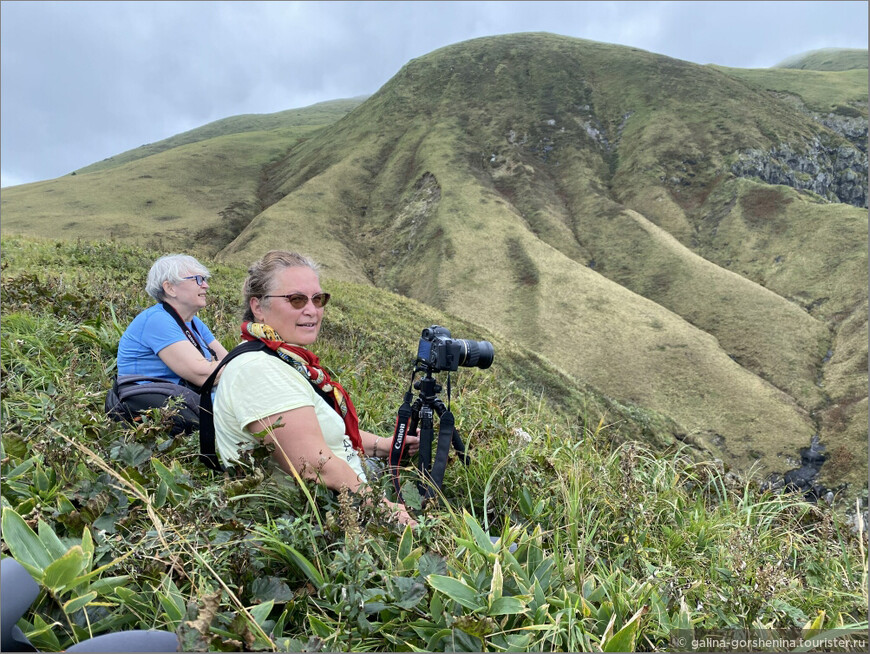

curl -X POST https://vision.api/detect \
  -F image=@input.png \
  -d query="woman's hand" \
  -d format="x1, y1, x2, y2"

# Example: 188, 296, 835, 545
383, 497, 417, 528
403, 431, 420, 456
365, 431, 420, 459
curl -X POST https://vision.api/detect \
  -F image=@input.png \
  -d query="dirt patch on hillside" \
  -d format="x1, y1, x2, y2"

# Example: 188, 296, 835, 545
739, 187, 793, 233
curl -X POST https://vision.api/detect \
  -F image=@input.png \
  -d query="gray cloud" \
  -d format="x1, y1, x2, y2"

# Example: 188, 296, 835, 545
1, 0, 866, 187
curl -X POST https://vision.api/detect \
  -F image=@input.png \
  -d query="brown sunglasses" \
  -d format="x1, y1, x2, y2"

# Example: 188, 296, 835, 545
262, 292, 331, 309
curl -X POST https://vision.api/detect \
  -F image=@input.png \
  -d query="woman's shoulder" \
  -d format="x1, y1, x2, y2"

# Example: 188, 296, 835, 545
222, 349, 313, 397
225, 348, 305, 378
135, 303, 174, 324
122, 304, 169, 335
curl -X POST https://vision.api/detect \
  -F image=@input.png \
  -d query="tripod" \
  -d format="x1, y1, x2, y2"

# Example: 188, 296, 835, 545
389, 367, 469, 503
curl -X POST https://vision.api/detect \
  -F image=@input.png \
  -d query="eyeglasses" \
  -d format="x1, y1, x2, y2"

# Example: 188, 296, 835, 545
183, 275, 209, 286
263, 292, 331, 309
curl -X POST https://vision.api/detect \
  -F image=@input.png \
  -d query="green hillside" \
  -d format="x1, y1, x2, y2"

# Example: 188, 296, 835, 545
1, 33, 866, 495
2, 237, 865, 651
775, 47, 868, 71
217, 33, 868, 491
715, 65, 867, 115
74, 97, 367, 175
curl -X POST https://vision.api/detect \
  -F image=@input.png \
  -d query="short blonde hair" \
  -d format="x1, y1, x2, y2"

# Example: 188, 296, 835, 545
242, 251, 320, 321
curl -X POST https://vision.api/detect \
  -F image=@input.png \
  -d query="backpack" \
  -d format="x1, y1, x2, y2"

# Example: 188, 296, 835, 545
105, 375, 201, 436
197, 341, 275, 472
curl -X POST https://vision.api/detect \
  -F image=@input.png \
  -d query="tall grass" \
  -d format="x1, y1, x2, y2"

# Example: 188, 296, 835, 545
1, 237, 866, 651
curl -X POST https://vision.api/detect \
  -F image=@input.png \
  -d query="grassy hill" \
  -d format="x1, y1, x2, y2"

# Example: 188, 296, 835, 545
74, 97, 367, 175
0, 99, 366, 255
1, 33, 866, 495
1, 237, 866, 651
775, 47, 868, 71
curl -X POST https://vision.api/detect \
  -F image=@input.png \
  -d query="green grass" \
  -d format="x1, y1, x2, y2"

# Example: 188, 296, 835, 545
2, 237, 867, 651
1, 32, 866, 500
713, 66, 868, 115
774, 48, 868, 72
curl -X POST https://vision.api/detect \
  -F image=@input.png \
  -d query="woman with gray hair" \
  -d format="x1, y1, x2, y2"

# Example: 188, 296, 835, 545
107, 254, 228, 434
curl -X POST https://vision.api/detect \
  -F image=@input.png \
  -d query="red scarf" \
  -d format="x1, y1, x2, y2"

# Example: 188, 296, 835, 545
241, 322, 363, 453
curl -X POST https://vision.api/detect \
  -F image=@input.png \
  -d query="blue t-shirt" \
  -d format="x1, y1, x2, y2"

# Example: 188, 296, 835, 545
117, 304, 217, 384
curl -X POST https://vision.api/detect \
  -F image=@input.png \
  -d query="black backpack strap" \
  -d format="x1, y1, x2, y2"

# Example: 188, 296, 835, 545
198, 341, 276, 472
161, 302, 218, 364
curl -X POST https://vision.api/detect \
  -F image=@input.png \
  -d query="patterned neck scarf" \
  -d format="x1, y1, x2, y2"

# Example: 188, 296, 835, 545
241, 321, 363, 453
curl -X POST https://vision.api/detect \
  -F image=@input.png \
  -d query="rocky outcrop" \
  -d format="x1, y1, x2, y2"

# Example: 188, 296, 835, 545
819, 113, 868, 153
731, 139, 867, 207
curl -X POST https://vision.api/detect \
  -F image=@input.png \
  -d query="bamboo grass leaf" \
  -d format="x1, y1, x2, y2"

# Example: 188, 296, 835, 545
490, 558, 503, 601
397, 523, 414, 560
62, 591, 97, 615
804, 610, 826, 638
602, 606, 648, 652
489, 595, 528, 616
2, 507, 53, 574
308, 615, 333, 639
247, 599, 274, 627
282, 544, 326, 589
463, 510, 497, 555
427, 574, 483, 611
151, 457, 185, 496
37, 519, 68, 560
41, 546, 85, 594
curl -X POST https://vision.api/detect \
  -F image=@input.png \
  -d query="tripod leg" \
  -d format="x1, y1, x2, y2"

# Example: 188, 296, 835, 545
417, 405, 435, 485
390, 396, 418, 497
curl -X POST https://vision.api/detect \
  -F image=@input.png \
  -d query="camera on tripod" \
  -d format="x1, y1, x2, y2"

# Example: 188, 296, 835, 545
416, 325, 494, 372
391, 325, 495, 507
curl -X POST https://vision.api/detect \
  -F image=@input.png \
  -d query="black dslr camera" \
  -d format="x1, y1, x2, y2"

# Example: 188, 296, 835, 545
416, 325, 494, 372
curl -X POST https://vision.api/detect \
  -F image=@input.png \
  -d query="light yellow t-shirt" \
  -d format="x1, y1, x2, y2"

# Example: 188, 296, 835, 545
213, 350, 366, 481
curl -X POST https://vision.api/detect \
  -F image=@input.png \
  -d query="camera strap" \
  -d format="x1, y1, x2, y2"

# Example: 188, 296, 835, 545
161, 301, 218, 363
422, 408, 455, 500
389, 386, 415, 498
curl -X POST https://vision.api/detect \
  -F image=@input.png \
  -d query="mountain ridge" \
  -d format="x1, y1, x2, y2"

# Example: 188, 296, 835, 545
1, 33, 866, 493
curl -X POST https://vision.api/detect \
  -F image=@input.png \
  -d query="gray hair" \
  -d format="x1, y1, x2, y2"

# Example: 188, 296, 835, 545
146, 254, 210, 301
243, 250, 320, 322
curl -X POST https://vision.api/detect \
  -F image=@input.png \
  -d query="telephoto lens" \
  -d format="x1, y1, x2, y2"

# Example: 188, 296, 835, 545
457, 338, 494, 369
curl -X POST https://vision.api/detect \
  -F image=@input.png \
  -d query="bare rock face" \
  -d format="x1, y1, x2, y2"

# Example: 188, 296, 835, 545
731, 138, 868, 208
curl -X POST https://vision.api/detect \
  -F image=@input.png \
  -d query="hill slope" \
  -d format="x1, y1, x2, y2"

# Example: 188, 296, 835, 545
74, 97, 367, 175
0, 98, 367, 254
217, 33, 867, 488
775, 47, 868, 71
1, 33, 866, 493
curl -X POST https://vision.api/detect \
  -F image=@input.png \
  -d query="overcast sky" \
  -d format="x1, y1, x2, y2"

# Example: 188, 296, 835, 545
1, 1, 867, 188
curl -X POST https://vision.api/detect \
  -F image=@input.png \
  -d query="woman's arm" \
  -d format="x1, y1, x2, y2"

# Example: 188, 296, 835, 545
158, 340, 222, 387
253, 411, 416, 526
208, 339, 229, 360
251, 406, 365, 492
360, 429, 420, 458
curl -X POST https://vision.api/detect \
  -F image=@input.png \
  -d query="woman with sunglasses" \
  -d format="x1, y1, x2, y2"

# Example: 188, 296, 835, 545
212, 250, 419, 527
109, 254, 228, 432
